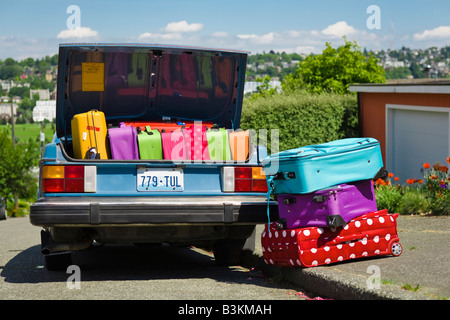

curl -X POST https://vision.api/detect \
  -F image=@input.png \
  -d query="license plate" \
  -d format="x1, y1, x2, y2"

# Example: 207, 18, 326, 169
137, 168, 184, 192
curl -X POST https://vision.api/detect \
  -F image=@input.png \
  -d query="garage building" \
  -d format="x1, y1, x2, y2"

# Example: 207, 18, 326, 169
349, 81, 450, 184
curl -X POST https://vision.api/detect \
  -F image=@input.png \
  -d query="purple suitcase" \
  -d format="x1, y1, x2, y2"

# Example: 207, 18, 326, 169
108, 122, 139, 160
276, 179, 377, 229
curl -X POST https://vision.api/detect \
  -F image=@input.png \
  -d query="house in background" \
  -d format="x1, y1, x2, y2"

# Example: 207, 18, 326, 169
0, 103, 18, 119
30, 89, 50, 100
349, 80, 450, 184
32, 100, 56, 122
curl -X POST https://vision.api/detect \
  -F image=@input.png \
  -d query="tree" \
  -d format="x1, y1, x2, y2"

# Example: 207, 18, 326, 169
282, 39, 386, 94
247, 76, 279, 101
409, 62, 426, 79
9, 86, 30, 99
385, 67, 413, 80
0, 64, 23, 80
0, 129, 40, 211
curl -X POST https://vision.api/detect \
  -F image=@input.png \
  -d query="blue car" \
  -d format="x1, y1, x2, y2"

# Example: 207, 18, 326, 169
30, 44, 278, 270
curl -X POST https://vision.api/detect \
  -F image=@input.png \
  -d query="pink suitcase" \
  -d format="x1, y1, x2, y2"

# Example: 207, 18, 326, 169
183, 124, 210, 161
108, 122, 139, 160
162, 130, 187, 160
261, 209, 402, 268
276, 180, 377, 229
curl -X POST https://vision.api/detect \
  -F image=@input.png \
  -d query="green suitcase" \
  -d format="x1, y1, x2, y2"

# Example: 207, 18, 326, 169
128, 53, 147, 87
137, 126, 163, 159
206, 126, 232, 161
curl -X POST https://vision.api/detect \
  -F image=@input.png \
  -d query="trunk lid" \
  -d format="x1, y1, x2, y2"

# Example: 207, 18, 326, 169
55, 44, 249, 138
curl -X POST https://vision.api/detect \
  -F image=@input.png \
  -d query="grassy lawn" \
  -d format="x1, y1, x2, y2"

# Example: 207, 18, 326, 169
0, 123, 55, 143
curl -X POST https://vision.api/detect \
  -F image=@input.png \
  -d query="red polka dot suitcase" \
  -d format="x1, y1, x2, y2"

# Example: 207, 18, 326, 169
261, 209, 402, 268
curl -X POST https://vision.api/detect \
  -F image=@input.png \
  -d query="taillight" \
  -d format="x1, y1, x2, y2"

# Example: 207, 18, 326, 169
42, 165, 96, 193
222, 166, 268, 192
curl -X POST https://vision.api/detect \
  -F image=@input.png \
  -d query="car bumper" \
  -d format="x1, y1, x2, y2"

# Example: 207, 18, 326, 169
30, 196, 279, 227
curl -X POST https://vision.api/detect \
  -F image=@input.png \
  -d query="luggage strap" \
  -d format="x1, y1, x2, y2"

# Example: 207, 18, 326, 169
90, 111, 100, 159
266, 175, 275, 234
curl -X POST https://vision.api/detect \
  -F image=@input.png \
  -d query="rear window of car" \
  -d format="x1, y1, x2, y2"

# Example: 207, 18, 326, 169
68, 49, 236, 121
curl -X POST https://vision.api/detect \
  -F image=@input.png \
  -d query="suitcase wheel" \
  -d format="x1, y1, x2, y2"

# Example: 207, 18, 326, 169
390, 242, 403, 257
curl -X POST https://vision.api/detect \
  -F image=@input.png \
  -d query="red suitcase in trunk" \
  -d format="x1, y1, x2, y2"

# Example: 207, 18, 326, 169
261, 209, 402, 268
123, 121, 214, 133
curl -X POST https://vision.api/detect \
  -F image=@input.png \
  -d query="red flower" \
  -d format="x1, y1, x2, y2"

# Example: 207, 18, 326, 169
439, 165, 448, 173
447, 157, 450, 164
423, 163, 430, 169
394, 177, 399, 181
406, 179, 415, 184
388, 173, 394, 178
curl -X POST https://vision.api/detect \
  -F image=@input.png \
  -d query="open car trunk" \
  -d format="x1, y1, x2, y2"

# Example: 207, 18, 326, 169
56, 44, 249, 161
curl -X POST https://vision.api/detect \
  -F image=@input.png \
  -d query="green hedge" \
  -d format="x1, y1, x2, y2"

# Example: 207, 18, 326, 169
240, 90, 359, 153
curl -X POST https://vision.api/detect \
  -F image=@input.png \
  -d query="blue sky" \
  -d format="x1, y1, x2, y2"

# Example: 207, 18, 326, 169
1, 0, 450, 60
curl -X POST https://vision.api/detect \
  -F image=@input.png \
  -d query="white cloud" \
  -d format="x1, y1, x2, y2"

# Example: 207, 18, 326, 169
57, 27, 99, 39
413, 26, 450, 40
164, 20, 203, 33
321, 21, 357, 38
138, 32, 153, 40
2, 20, 436, 61
237, 32, 275, 44
137, 20, 203, 44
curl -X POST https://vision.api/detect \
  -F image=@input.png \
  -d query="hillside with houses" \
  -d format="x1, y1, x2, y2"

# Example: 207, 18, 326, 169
0, 46, 449, 123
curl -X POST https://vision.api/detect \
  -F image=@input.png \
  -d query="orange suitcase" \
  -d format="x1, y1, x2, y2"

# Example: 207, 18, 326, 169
71, 110, 110, 159
229, 130, 250, 161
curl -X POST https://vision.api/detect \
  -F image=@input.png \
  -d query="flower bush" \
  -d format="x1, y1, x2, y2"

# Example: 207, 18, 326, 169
374, 158, 450, 216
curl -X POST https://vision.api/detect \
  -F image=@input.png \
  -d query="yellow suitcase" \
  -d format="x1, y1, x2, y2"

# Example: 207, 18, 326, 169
71, 110, 110, 159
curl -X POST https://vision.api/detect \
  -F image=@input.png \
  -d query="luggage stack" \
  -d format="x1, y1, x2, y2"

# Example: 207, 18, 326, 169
261, 138, 402, 268
71, 111, 251, 162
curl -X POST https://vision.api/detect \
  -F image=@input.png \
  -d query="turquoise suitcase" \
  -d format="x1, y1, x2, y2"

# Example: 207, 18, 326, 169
262, 138, 384, 194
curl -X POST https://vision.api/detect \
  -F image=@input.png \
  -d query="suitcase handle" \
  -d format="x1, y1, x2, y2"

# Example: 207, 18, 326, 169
357, 138, 371, 144
144, 125, 155, 135
273, 171, 296, 180
282, 197, 296, 205
336, 232, 366, 244
326, 214, 346, 228
312, 195, 327, 203
312, 190, 339, 203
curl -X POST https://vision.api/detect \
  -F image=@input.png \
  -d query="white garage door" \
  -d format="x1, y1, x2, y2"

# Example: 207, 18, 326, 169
386, 104, 450, 184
